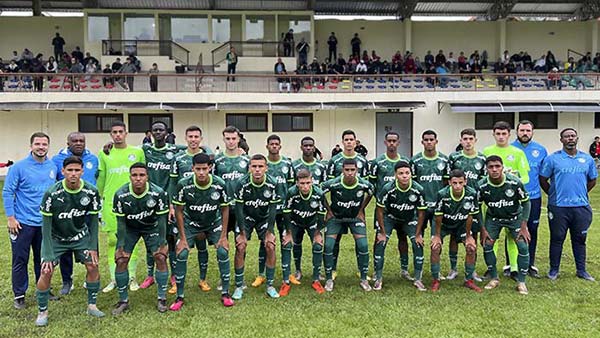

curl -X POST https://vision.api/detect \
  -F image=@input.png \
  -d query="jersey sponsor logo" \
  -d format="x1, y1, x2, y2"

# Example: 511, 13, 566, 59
419, 173, 443, 182
390, 203, 415, 211
183, 172, 193, 178
166, 151, 174, 160
146, 199, 156, 208
58, 208, 87, 219
86, 161, 93, 169
293, 209, 317, 218
128, 154, 136, 161
336, 200, 362, 209
487, 199, 514, 208
80, 196, 90, 206
505, 189, 515, 197
211, 192, 220, 200
408, 194, 417, 202
239, 161, 247, 168
245, 199, 270, 208
276, 176, 286, 184
384, 176, 395, 182
189, 203, 219, 213
357, 190, 364, 198
474, 162, 483, 170
444, 212, 468, 221
127, 210, 154, 220
532, 150, 540, 158
310, 200, 319, 208
465, 171, 479, 180
263, 190, 272, 198
108, 166, 129, 175
222, 171, 244, 180
147, 161, 171, 170
437, 162, 446, 171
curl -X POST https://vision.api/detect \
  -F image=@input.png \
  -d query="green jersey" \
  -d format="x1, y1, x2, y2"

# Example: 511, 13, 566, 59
448, 151, 487, 190
267, 157, 294, 211
376, 180, 427, 222
112, 182, 170, 230
213, 153, 250, 195
283, 185, 327, 227
369, 153, 410, 194
410, 152, 450, 208
172, 174, 230, 230
143, 143, 185, 190
291, 158, 327, 185
97, 145, 145, 204
234, 174, 280, 220
326, 152, 369, 179
434, 186, 479, 228
482, 145, 530, 184
321, 176, 373, 219
477, 173, 529, 220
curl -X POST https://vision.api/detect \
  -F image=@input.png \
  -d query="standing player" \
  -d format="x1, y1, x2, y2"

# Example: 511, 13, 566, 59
97, 121, 145, 293
111, 163, 170, 315
231, 154, 280, 299
429, 169, 481, 292
322, 159, 374, 292
280, 169, 327, 296
373, 161, 427, 291
171, 153, 234, 309
35, 156, 104, 326
478, 156, 531, 295
483, 121, 529, 280
511, 120, 547, 278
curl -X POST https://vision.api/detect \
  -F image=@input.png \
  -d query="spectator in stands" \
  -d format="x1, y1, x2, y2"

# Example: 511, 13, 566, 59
511, 51, 524, 71
589, 136, 600, 161
84, 59, 97, 80
111, 58, 122, 72
546, 67, 562, 90
58, 52, 71, 70
142, 130, 152, 144
129, 54, 141, 71
83, 53, 99, 68
392, 51, 403, 63
371, 50, 380, 62
355, 140, 368, 157
11, 50, 20, 65
226, 46, 238, 82
351, 33, 361, 58
51, 32, 66, 61
457, 51, 467, 70
481, 50, 489, 68
435, 50, 446, 67
425, 64, 436, 86
102, 64, 114, 87
283, 29, 294, 57
68, 58, 84, 91
355, 59, 367, 74
424, 50, 434, 67
501, 62, 515, 91
545, 50, 557, 72
361, 50, 370, 63
391, 58, 403, 74
117, 57, 137, 92
435, 63, 449, 86
149, 63, 159, 92
471, 59, 482, 80
522, 51, 533, 71
328, 32, 338, 63
415, 57, 424, 73
71, 46, 84, 64
0, 61, 5, 91
446, 52, 456, 72
20, 61, 33, 89
31, 55, 45, 92
296, 38, 310, 66
380, 60, 391, 75
331, 144, 342, 157
404, 54, 416, 74
45, 56, 58, 74
21, 49, 34, 64
534, 54, 546, 72
565, 57, 576, 72
274, 57, 290, 92
7, 59, 19, 82
502, 50, 510, 64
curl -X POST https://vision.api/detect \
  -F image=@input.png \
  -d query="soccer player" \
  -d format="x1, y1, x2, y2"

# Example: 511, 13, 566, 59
478, 156, 531, 295
35, 156, 104, 326
97, 121, 145, 293
280, 169, 327, 296
430, 169, 481, 292
373, 161, 427, 291
482, 121, 529, 280
540, 128, 597, 281
171, 153, 234, 309
3, 132, 56, 310
231, 154, 280, 299
111, 163, 170, 315
511, 120, 547, 278
322, 159, 374, 292
448, 128, 486, 281
369, 131, 412, 280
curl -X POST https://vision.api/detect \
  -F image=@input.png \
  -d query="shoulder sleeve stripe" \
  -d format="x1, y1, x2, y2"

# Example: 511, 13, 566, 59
114, 212, 125, 217
283, 209, 292, 214
41, 211, 53, 216
434, 212, 443, 216
156, 210, 169, 215
172, 200, 185, 205
88, 211, 100, 215
417, 206, 428, 210
235, 199, 244, 203
270, 199, 282, 204
469, 211, 479, 215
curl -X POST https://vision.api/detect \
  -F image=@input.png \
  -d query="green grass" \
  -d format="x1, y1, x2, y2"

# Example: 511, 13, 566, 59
1, 182, 600, 337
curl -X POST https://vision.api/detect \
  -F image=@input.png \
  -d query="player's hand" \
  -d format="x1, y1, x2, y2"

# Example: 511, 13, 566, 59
217, 236, 229, 251
176, 238, 189, 254
480, 230, 493, 246
282, 231, 292, 246
88, 250, 99, 266
168, 205, 175, 223
430, 235, 442, 251
357, 210, 366, 223
465, 235, 476, 251
7, 216, 21, 235
518, 225, 531, 244
102, 141, 114, 155
376, 232, 387, 244
325, 210, 333, 222
41, 261, 54, 274
415, 234, 424, 247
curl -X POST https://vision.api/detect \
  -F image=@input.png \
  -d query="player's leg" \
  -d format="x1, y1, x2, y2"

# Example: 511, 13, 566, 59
547, 205, 568, 279
507, 224, 530, 295
141, 249, 155, 289
397, 231, 412, 280
35, 244, 60, 326
127, 241, 141, 291
332, 233, 342, 278
103, 230, 117, 292
483, 220, 502, 290
527, 198, 542, 277
430, 229, 444, 291
471, 213, 483, 282
170, 226, 197, 311
195, 232, 210, 291
405, 221, 425, 290
144, 227, 168, 312
350, 219, 370, 291
262, 223, 279, 298
505, 230, 519, 278
373, 217, 395, 290
166, 231, 177, 294
59, 251, 74, 295
323, 218, 341, 291
206, 224, 233, 306
113, 248, 132, 315
232, 223, 248, 300
83, 259, 104, 316
279, 225, 293, 296
292, 226, 305, 283
447, 235, 459, 280
463, 228, 481, 292
310, 228, 325, 293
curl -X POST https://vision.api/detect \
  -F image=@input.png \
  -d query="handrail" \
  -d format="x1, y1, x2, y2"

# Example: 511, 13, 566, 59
567, 48, 585, 60
211, 40, 284, 68
102, 39, 190, 67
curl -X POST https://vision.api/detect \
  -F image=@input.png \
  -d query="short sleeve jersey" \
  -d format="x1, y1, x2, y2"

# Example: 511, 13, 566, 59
292, 158, 327, 185
283, 185, 327, 228
112, 182, 169, 231
172, 174, 229, 230
511, 140, 548, 199
448, 151, 487, 190
143, 143, 184, 190
376, 180, 427, 222
267, 157, 295, 211
40, 180, 101, 241
482, 145, 530, 184
98, 146, 145, 205
321, 176, 373, 219
369, 153, 410, 194
170, 149, 210, 182
326, 152, 369, 179
434, 186, 479, 228
234, 174, 280, 221
477, 173, 529, 220
410, 152, 450, 208
213, 153, 250, 194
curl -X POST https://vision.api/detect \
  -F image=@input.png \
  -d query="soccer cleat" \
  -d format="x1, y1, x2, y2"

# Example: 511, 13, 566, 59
251, 275, 266, 288
129, 278, 140, 291
431, 279, 441, 292
547, 269, 559, 281
464, 280, 483, 293
279, 283, 291, 297
232, 287, 244, 300
35, 311, 48, 326
482, 270, 493, 281
169, 297, 184, 312
373, 279, 383, 291
509, 271, 518, 282
413, 280, 427, 292
359, 279, 372, 292
157, 299, 168, 313
311, 281, 325, 294
289, 273, 301, 285
217, 279, 223, 291
49, 291, 60, 301
503, 265, 511, 277
324, 279, 334, 292
112, 301, 129, 315
484, 279, 500, 290
140, 276, 155, 289
332, 271, 338, 281
400, 270, 415, 281
576, 271, 596, 282
473, 272, 483, 283
516, 283, 529, 295
86, 307, 105, 317
266, 286, 280, 299
446, 270, 458, 280
60, 282, 74, 295
13, 297, 25, 310
102, 280, 116, 293
221, 294, 235, 307
356, 272, 372, 281
528, 266, 541, 279
198, 280, 211, 292
83, 281, 87, 289
168, 276, 177, 294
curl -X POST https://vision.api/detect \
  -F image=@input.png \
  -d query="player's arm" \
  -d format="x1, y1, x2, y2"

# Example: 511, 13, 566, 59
40, 215, 55, 273
431, 214, 443, 250
587, 157, 598, 192
174, 204, 188, 248
414, 209, 426, 247
96, 154, 106, 196
87, 213, 100, 266
3, 165, 21, 234
267, 188, 280, 231
375, 205, 386, 243
155, 191, 169, 248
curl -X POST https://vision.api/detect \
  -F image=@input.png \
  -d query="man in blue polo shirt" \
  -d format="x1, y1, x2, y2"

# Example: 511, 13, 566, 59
540, 128, 597, 281
51, 132, 99, 295
512, 120, 547, 278
3, 132, 57, 309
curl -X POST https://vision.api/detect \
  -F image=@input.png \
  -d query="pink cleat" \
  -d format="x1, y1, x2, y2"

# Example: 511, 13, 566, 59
169, 297, 184, 311
139, 276, 155, 289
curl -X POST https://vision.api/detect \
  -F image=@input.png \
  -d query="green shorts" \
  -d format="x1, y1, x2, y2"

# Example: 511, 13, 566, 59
119, 227, 167, 254
237, 216, 273, 241
45, 237, 93, 264
183, 223, 222, 247
325, 218, 366, 236
484, 218, 521, 241
290, 222, 321, 244
471, 213, 482, 233
383, 217, 417, 239
439, 225, 468, 243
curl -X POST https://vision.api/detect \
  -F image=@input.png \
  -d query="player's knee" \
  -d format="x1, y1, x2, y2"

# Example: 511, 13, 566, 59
282, 241, 292, 250
324, 237, 336, 253
466, 244, 476, 255
516, 240, 529, 254
177, 248, 189, 261
115, 255, 130, 269
153, 252, 167, 264
312, 242, 323, 253
264, 239, 276, 253
216, 246, 229, 260
483, 242, 494, 252
431, 246, 441, 256
355, 236, 368, 253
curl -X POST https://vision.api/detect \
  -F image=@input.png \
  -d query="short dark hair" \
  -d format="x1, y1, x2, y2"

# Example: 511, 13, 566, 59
518, 120, 534, 129
560, 128, 577, 138
342, 158, 357, 168
250, 154, 267, 163
129, 162, 147, 172
192, 153, 211, 165
30, 132, 50, 145
152, 120, 168, 129
267, 134, 281, 144
111, 120, 126, 130
222, 125, 240, 136
296, 169, 311, 180
341, 130, 356, 140
460, 128, 476, 137
185, 125, 202, 135
62, 156, 83, 168
301, 136, 315, 144
485, 155, 503, 166
492, 121, 511, 132
449, 169, 466, 179
394, 161, 411, 171
421, 130, 437, 139
385, 131, 400, 140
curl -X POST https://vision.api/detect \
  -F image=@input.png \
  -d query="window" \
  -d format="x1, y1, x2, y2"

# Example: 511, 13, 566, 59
171, 17, 209, 43
128, 114, 173, 133
88, 16, 109, 42
78, 114, 124, 133
518, 112, 558, 129
226, 114, 267, 132
595, 113, 600, 129
212, 17, 231, 43
475, 112, 515, 130
245, 18, 264, 41
124, 15, 155, 40
272, 113, 313, 132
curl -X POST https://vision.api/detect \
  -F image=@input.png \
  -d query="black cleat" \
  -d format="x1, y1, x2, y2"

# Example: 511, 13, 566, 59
157, 299, 168, 313
112, 301, 129, 315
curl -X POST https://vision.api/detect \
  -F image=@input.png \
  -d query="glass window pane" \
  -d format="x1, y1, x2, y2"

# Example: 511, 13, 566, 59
152, 115, 172, 128
101, 115, 123, 132
226, 114, 247, 131
245, 19, 264, 41
273, 115, 291, 132
78, 115, 97, 132
475, 113, 514, 130
212, 18, 230, 43
292, 115, 311, 131
128, 115, 149, 133
289, 20, 310, 42
247, 115, 266, 131
519, 112, 557, 129
88, 16, 109, 42
124, 16, 155, 40
171, 17, 208, 43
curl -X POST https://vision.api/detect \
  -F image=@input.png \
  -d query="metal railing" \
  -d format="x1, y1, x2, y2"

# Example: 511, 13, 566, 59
102, 40, 190, 67
212, 41, 283, 68
1, 72, 598, 93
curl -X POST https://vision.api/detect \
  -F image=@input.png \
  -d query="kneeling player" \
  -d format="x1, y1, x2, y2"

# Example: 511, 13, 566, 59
430, 169, 481, 292
112, 163, 170, 315
171, 153, 233, 309
280, 169, 327, 296
374, 161, 427, 291
36, 156, 104, 326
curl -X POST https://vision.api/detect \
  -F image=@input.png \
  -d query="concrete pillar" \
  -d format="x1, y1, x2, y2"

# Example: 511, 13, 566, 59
498, 19, 507, 58
404, 19, 412, 52
32, 0, 42, 16
241, 14, 246, 41
591, 20, 598, 54
310, 14, 315, 62
154, 13, 159, 40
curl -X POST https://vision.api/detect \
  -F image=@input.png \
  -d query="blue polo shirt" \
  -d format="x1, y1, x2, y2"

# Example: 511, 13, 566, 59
512, 140, 547, 199
540, 149, 598, 207
2, 153, 56, 226
52, 147, 98, 185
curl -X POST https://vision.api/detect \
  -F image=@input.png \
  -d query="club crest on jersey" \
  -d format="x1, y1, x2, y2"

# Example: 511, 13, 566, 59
146, 198, 156, 208
357, 161, 363, 169
310, 201, 319, 208
239, 161, 247, 168
505, 189, 515, 197
474, 162, 482, 170
80, 196, 91, 206
211, 192, 220, 200
282, 166, 289, 174
128, 154, 136, 161
578, 158, 586, 163
86, 161, 93, 169
548, 211, 553, 220
437, 162, 446, 171
409, 194, 417, 202
463, 201, 472, 210
166, 152, 174, 160
532, 150, 540, 158
49, 170, 55, 179
507, 154, 515, 161
315, 169, 321, 176
263, 190, 272, 198
356, 190, 364, 198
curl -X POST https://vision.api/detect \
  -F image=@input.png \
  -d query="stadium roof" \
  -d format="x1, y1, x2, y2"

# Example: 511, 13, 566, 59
0, 0, 599, 20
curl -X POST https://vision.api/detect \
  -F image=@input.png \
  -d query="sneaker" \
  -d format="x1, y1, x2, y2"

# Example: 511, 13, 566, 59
373, 279, 383, 291
112, 301, 129, 315
35, 311, 48, 326
60, 282, 74, 295
217, 279, 223, 291
289, 272, 301, 285
356, 272, 372, 281
482, 270, 492, 281
266, 286, 280, 298
431, 279, 441, 292
279, 283, 291, 297
324, 279, 334, 292
400, 270, 415, 281
528, 266, 541, 279
198, 280, 211, 292
413, 280, 427, 292
48, 292, 60, 301
232, 287, 244, 300
576, 271, 596, 282
221, 294, 235, 307
168, 276, 177, 295
473, 272, 483, 283
547, 269, 559, 281
13, 297, 25, 310
503, 265, 511, 277
169, 297, 184, 311
157, 299, 168, 313
516, 282, 529, 295
251, 275, 266, 288
484, 279, 500, 290
464, 280, 483, 293
359, 279, 372, 291
311, 281, 325, 294
510, 271, 518, 282
294, 270, 303, 281
129, 278, 140, 291
102, 281, 116, 293
86, 307, 105, 317
446, 270, 458, 280
140, 276, 155, 289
